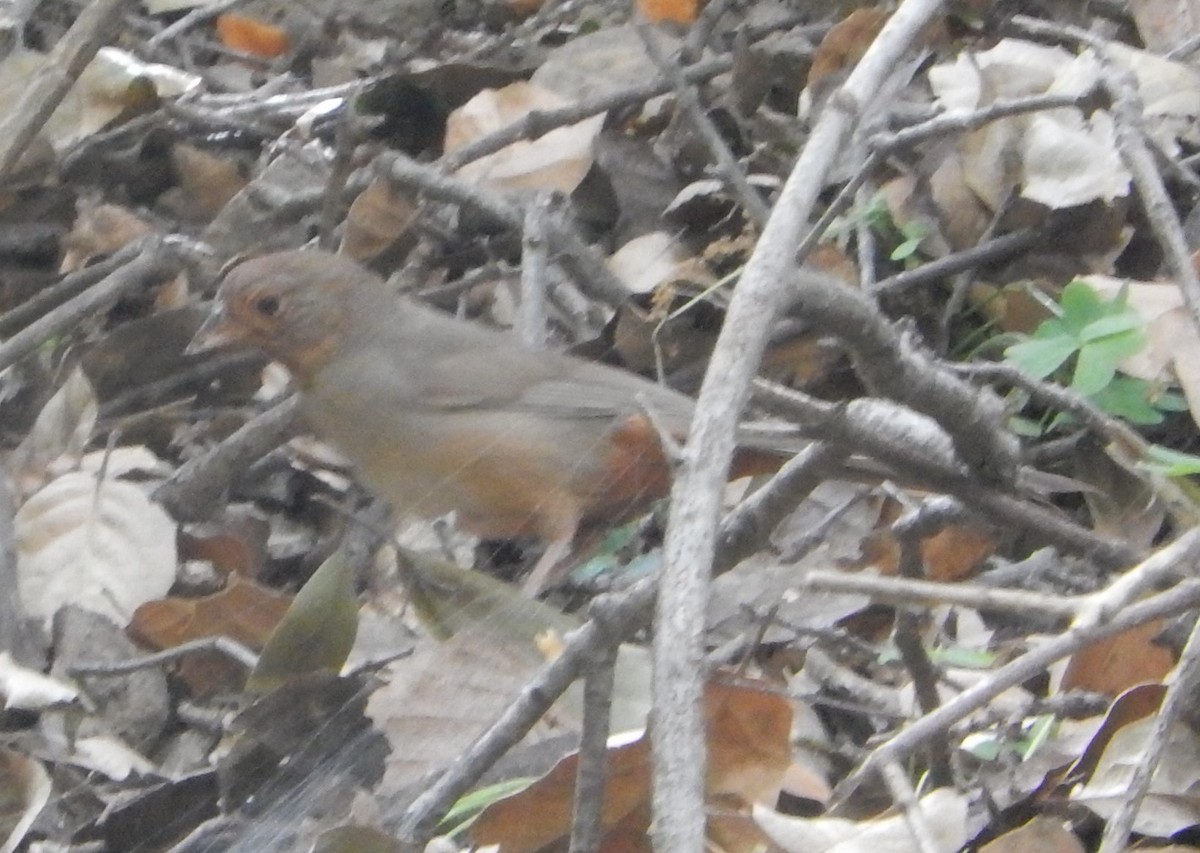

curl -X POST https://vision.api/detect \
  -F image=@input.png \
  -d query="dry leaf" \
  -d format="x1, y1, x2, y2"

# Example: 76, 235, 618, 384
246, 548, 359, 693
1073, 716, 1200, 836
15, 471, 177, 627
6, 366, 97, 495
1061, 619, 1175, 696
60, 201, 153, 273
637, 0, 699, 24
926, 39, 1132, 244
215, 13, 291, 59
471, 731, 651, 852
170, 142, 248, 219
980, 816, 1084, 853
0, 652, 80, 711
0, 747, 50, 853
808, 9, 889, 92
754, 788, 969, 853
446, 82, 604, 193
0, 48, 198, 155
506, 0, 544, 17
130, 575, 292, 696
471, 676, 792, 851
340, 177, 419, 262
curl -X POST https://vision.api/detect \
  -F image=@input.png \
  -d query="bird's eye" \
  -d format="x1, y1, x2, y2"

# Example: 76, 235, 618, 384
255, 295, 281, 317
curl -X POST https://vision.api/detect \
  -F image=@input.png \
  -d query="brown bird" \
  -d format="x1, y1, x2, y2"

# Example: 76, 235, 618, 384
191, 250, 793, 592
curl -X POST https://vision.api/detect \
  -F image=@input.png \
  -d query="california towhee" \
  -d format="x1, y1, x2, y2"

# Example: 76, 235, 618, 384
191, 250, 791, 592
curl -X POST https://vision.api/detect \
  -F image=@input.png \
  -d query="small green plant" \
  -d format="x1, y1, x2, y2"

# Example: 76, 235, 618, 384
1004, 280, 1187, 427
851, 194, 932, 265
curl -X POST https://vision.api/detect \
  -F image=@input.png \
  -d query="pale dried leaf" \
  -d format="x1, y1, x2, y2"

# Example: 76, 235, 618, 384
0, 747, 50, 853
929, 40, 1132, 213
1072, 716, 1200, 836
447, 82, 603, 194
15, 471, 177, 627
7, 366, 97, 495
69, 735, 155, 781
608, 232, 693, 294
0, 48, 199, 152
754, 788, 969, 853
1022, 111, 1129, 207
0, 652, 79, 711
1129, 0, 1200, 53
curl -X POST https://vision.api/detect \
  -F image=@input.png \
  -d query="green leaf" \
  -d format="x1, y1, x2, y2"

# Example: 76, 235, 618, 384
1071, 344, 1119, 396
1090, 377, 1163, 424
1152, 390, 1190, 412
1021, 714, 1058, 760
1078, 312, 1143, 343
861, 194, 892, 231
1005, 335, 1078, 379
1071, 334, 1146, 395
246, 546, 359, 694
440, 778, 536, 837
1143, 444, 1200, 477
1032, 317, 1069, 340
890, 235, 922, 261
1058, 280, 1108, 333
1008, 414, 1047, 437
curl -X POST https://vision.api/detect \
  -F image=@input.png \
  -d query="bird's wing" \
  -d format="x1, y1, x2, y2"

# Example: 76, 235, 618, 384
416, 346, 695, 430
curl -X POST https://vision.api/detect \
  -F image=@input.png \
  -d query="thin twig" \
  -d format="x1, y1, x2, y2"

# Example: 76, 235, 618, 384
0, 242, 144, 337
378, 150, 631, 308
568, 604, 620, 853
879, 763, 946, 853
438, 57, 732, 173
0, 0, 132, 178
0, 239, 178, 373
870, 228, 1043, 296
754, 380, 1139, 568
835, 578, 1200, 803
154, 396, 302, 523
651, 2, 948, 850
636, 22, 770, 226
802, 570, 1082, 619
518, 192, 553, 349
70, 635, 259, 676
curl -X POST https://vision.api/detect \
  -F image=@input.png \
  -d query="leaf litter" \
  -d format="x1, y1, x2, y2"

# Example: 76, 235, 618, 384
3, 1, 1200, 851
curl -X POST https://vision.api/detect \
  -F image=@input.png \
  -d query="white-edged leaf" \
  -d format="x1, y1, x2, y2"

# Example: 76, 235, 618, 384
0, 652, 79, 711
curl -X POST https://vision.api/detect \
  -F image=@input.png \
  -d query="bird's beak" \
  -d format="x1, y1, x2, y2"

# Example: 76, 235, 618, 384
186, 304, 242, 355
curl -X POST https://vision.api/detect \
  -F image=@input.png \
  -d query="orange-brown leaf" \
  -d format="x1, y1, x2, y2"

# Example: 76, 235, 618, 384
637, 0, 699, 24
129, 575, 292, 696
215, 13, 290, 59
